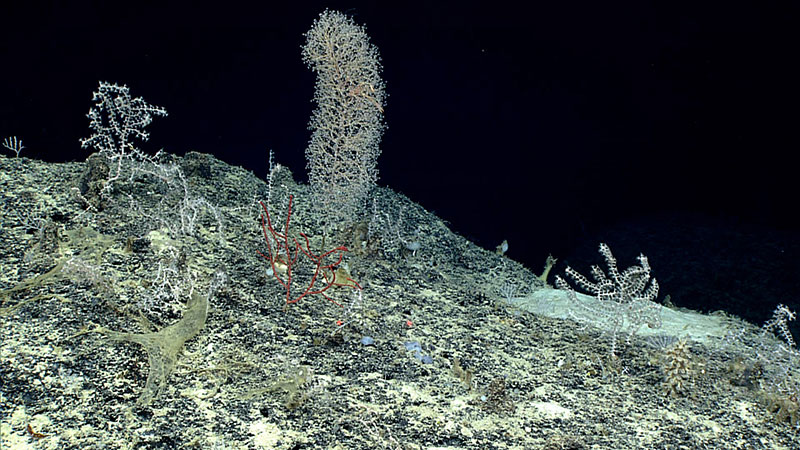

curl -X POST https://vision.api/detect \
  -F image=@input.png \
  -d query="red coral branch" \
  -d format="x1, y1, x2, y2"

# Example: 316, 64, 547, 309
257, 195, 361, 307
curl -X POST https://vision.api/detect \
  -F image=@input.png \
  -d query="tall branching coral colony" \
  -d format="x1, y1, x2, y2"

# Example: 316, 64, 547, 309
301, 9, 386, 229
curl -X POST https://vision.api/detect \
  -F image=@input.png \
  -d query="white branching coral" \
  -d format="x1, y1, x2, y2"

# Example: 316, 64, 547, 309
80, 81, 167, 155
556, 243, 662, 356
79, 81, 168, 197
